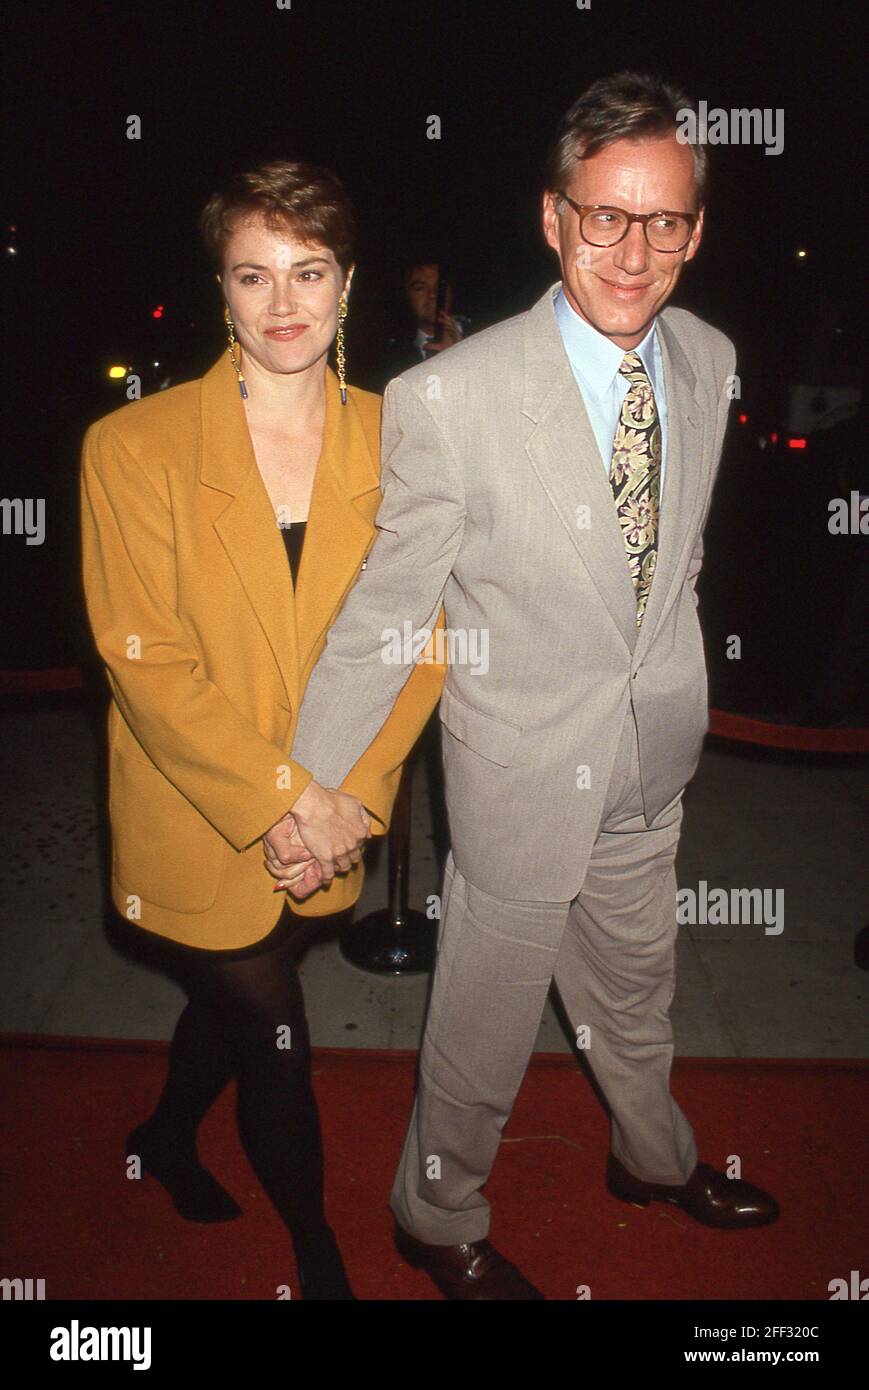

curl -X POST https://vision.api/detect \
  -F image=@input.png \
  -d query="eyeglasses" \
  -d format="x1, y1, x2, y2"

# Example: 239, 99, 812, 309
557, 191, 697, 253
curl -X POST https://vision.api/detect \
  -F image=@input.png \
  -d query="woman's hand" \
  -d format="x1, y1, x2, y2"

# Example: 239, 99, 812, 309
263, 811, 323, 897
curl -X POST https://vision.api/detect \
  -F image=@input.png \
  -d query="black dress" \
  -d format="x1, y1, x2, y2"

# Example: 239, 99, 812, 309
280, 520, 307, 586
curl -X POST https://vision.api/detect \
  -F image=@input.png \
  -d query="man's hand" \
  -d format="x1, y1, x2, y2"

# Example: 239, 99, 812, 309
290, 781, 372, 884
423, 311, 462, 354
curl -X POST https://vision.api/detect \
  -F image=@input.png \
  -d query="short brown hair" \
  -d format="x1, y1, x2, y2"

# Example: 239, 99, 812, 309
199, 159, 356, 274
545, 71, 708, 207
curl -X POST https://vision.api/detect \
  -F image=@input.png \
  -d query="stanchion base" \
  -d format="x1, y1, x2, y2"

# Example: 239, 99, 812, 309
340, 909, 435, 975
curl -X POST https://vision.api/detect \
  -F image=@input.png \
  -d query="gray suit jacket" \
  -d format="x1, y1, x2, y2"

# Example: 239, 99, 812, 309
291, 280, 736, 901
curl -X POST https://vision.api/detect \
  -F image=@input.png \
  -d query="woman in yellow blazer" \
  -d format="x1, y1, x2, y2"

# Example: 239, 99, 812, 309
80, 161, 446, 1299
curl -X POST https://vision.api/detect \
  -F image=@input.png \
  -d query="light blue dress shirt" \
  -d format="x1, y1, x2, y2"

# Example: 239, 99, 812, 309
554, 286, 668, 503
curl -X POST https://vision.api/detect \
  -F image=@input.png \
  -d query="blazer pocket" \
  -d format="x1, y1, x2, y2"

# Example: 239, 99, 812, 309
109, 751, 226, 914
438, 685, 522, 767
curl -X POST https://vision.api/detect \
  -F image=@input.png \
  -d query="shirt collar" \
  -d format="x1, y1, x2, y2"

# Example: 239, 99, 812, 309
554, 285, 659, 399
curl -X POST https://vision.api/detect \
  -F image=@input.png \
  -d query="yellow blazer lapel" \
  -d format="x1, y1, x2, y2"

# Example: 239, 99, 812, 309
294, 368, 382, 672
199, 349, 301, 709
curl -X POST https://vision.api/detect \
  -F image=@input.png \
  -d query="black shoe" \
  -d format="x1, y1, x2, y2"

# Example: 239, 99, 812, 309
395, 1224, 544, 1300
606, 1153, 780, 1230
126, 1121, 243, 1223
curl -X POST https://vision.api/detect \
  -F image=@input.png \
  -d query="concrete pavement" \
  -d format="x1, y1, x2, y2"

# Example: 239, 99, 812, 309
1, 695, 866, 1057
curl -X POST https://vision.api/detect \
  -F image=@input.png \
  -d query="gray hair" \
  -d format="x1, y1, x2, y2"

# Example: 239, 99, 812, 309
545, 70, 708, 207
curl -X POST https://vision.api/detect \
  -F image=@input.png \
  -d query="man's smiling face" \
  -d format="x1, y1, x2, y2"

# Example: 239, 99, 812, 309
542, 131, 704, 350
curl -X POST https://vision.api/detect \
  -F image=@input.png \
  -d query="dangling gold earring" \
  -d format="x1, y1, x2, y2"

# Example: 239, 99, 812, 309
224, 304, 248, 400
336, 294, 348, 404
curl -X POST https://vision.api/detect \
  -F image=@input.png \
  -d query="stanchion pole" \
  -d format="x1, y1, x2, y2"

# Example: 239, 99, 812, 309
339, 757, 435, 974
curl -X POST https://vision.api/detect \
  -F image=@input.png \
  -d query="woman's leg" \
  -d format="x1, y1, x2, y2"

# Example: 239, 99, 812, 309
181, 909, 353, 1298
128, 965, 242, 1222
148, 995, 237, 1144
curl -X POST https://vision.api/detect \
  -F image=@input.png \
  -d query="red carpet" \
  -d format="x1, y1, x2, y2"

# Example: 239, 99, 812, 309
1, 1038, 865, 1301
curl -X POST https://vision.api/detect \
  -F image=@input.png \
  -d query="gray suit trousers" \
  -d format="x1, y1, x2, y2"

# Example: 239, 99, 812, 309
389, 706, 698, 1244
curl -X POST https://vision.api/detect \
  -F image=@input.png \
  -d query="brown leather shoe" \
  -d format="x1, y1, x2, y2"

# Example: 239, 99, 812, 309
395, 1224, 544, 1299
606, 1153, 780, 1229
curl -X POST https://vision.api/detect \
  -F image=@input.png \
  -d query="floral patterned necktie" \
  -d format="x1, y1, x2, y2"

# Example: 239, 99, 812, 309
609, 350, 662, 626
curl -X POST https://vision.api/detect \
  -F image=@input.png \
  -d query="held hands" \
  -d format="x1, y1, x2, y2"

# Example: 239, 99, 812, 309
263, 782, 372, 901
263, 812, 323, 899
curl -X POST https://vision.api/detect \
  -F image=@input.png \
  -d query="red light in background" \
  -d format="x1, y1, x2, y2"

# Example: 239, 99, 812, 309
151, 305, 165, 319
787, 437, 807, 450
770, 432, 779, 445
738, 413, 748, 424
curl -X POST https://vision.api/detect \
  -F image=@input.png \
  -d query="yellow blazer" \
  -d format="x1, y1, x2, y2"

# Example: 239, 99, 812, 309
80, 351, 446, 949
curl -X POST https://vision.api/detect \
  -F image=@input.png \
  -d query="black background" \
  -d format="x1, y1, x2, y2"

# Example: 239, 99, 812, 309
3, 0, 866, 717
6, 0, 863, 375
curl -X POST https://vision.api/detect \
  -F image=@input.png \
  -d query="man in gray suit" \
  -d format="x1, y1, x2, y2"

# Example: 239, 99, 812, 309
268, 71, 779, 1299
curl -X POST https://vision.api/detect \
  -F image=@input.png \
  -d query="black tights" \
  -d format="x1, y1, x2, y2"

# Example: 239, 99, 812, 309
131, 904, 335, 1263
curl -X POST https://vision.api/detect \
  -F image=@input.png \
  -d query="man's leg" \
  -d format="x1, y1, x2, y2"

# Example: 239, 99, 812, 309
552, 792, 697, 1186
390, 850, 571, 1244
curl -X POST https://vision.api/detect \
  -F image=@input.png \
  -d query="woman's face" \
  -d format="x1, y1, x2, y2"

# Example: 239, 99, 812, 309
219, 212, 352, 380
